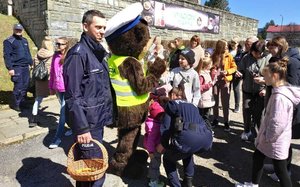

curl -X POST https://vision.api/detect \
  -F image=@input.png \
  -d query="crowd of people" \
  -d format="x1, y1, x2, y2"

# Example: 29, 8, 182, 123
3, 5, 300, 187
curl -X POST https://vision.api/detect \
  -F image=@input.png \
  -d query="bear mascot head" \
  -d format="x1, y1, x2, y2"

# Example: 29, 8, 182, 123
105, 3, 166, 78
104, 3, 166, 179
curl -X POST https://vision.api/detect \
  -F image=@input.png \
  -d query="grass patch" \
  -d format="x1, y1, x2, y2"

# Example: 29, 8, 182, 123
0, 14, 37, 108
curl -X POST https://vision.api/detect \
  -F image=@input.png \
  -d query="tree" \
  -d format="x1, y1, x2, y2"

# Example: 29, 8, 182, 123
257, 20, 275, 39
204, 0, 230, 11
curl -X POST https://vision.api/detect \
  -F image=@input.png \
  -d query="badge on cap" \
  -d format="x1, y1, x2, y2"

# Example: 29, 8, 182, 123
105, 3, 143, 42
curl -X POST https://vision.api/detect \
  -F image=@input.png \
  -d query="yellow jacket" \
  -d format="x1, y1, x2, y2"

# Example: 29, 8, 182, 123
223, 52, 237, 82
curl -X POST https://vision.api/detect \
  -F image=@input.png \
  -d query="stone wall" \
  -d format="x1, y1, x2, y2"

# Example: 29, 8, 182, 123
0, 0, 8, 14
2, 0, 257, 47
3, 0, 48, 47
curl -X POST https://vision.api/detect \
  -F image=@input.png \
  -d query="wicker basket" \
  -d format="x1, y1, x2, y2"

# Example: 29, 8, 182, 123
67, 139, 108, 181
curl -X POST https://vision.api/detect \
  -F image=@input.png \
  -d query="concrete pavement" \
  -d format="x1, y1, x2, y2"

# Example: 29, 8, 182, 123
1, 94, 300, 187
0, 96, 60, 146
0, 94, 244, 146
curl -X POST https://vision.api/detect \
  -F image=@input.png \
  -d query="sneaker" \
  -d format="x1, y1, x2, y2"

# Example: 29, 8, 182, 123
148, 179, 164, 187
224, 122, 230, 132
241, 131, 252, 141
268, 172, 279, 182
233, 106, 240, 113
268, 171, 291, 182
211, 119, 219, 128
29, 115, 38, 128
11, 105, 21, 112
49, 139, 61, 149
64, 129, 73, 136
235, 182, 258, 187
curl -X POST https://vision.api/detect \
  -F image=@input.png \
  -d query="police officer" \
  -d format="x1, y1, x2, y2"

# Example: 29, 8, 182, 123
3, 23, 33, 111
63, 10, 113, 187
157, 88, 213, 187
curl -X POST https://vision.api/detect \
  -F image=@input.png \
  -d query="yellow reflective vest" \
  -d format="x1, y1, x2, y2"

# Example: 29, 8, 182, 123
108, 55, 149, 107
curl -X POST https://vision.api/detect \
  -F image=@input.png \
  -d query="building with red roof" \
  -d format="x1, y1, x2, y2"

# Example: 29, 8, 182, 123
266, 25, 300, 47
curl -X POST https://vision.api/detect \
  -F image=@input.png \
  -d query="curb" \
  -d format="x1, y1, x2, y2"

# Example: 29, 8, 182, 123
0, 95, 57, 111
0, 95, 59, 146
0, 127, 50, 146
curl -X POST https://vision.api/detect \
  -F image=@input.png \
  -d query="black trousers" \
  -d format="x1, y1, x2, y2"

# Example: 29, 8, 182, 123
252, 149, 292, 187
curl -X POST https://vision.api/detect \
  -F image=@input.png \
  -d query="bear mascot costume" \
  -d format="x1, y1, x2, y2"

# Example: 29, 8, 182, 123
104, 3, 167, 178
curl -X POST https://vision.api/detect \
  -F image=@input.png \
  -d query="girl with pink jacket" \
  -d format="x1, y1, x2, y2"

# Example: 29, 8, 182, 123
238, 57, 300, 187
143, 99, 165, 187
48, 37, 72, 149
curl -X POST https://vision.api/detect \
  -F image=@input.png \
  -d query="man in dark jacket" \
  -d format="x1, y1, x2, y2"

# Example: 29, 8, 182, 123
63, 10, 113, 187
157, 88, 213, 187
3, 23, 33, 111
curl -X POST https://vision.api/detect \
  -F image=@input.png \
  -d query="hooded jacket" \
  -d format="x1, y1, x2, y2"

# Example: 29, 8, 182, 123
256, 85, 300, 160
286, 48, 300, 86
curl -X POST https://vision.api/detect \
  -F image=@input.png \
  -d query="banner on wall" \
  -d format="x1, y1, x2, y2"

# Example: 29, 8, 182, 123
142, 0, 220, 34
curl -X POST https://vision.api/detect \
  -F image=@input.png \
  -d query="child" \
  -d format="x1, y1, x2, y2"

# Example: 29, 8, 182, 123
204, 48, 213, 58
237, 57, 300, 187
29, 36, 54, 127
170, 49, 201, 106
157, 87, 213, 187
48, 37, 72, 149
211, 39, 237, 131
144, 97, 165, 187
197, 57, 215, 126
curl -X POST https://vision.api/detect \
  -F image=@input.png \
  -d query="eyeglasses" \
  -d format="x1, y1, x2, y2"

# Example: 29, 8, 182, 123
55, 42, 67, 46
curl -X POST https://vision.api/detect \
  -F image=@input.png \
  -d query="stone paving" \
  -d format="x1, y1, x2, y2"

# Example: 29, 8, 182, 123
0, 94, 299, 187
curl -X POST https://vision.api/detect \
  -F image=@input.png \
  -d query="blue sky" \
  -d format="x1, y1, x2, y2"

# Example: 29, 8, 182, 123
201, 0, 300, 28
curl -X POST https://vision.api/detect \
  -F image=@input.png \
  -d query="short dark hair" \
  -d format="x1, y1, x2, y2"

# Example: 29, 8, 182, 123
250, 40, 266, 54
82, 10, 105, 25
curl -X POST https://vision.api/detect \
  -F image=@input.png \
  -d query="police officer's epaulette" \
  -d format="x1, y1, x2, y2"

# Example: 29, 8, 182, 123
6, 36, 15, 44
73, 44, 82, 54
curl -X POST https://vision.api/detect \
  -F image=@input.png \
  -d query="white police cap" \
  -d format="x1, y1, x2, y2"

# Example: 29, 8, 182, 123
104, 3, 143, 42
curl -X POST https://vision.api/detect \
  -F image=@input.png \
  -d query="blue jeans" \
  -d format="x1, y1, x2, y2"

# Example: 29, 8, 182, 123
53, 92, 65, 140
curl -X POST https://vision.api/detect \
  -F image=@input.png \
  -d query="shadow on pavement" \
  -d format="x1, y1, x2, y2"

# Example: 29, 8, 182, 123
16, 157, 73, 187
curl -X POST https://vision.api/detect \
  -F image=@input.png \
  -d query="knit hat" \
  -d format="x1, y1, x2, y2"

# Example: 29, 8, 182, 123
205, 48, 214, 56
149, 101, 164, 120
180, 49, 195, 65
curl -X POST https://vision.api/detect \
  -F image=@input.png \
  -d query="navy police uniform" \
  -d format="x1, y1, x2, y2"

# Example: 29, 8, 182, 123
63, 33, 114, 187
161, 100, 213, 187
3, 34, 33, 108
